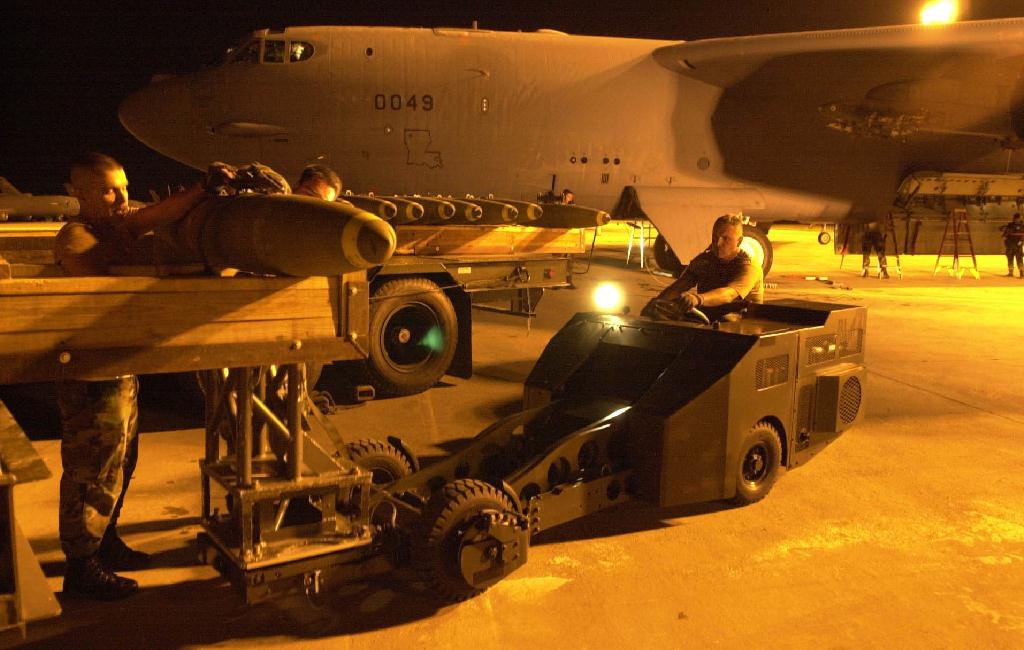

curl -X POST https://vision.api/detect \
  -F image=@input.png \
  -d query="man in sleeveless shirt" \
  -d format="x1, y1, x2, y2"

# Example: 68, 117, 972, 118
54, 152, 208, 599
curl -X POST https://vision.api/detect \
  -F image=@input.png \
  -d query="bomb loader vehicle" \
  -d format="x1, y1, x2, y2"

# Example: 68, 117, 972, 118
188, 300, 865, 604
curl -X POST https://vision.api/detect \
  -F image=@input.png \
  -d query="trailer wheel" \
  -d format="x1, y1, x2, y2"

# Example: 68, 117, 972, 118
346, 438, 414, 484
368, 277, 457, 396
652, 233, 683, 274
731, 421, 782, 506
414, 479, 518, 602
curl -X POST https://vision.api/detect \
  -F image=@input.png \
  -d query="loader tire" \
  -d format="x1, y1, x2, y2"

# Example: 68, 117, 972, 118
414, 479, 517, 602
346, 438, 414, 484
731, 421, 782, 506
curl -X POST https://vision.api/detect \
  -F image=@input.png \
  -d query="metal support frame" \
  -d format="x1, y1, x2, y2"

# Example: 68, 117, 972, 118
198, 364, 377, 603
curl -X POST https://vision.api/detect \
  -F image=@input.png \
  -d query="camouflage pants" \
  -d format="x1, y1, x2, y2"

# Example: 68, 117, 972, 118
861, 238, 887, 270
56, 376, 139, 559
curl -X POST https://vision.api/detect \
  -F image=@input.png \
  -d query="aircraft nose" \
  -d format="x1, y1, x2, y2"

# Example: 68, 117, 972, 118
119, 75, 209, 168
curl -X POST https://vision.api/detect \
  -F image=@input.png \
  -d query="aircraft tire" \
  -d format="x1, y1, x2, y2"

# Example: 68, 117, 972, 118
367, 277, 458, 397
741, 224, 773, 276
652, 233, 683, 274
730, 421, 783, 506
817, 230, 832, 245
413, 479, 517, 602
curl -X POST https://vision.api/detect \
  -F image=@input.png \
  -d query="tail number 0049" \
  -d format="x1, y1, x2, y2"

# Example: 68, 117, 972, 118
375, 94, 434, 111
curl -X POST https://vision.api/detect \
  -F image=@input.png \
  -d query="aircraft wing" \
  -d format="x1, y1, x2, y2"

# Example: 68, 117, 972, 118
648, 18, 1024, 222
654, 18, 1024, 88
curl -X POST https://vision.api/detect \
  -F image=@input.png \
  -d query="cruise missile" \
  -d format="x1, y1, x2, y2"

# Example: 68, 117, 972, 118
469, 198, 518, 224
445, 198, 484, 223
164, 193, 396, 276
531, 204, 611, 228
378, 196, 426, 224
343, 195, 399, 221
397, 195, 456, 224
494, 199, 543, 222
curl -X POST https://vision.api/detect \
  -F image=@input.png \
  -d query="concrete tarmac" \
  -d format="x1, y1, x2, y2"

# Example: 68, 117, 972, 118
5, 226, 1024, 648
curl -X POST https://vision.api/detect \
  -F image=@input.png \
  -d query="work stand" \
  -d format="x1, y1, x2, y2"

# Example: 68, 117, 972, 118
933, 208, 979, 279
196, 364, 384, 603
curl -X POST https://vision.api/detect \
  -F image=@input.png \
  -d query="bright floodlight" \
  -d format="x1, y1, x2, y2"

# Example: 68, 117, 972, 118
593, 282, 625, 312
920, 0, 959, 24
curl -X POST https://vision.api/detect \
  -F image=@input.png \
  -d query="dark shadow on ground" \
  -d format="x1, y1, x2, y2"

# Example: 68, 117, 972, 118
471, 360, 535, 385
13, 493, 739, 647
13, 570, 446, 648
30, 517, 203, 566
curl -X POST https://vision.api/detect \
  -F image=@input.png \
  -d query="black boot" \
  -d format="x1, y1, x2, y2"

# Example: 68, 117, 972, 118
64, 555, 139, 600
97, 528, 151, 571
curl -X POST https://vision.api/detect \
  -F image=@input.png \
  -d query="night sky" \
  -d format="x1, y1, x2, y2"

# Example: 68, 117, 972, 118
3, 0, 1022, 197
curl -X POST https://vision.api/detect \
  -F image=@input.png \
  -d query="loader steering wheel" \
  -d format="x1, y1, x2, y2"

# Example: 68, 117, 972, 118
641, 298, 711, 325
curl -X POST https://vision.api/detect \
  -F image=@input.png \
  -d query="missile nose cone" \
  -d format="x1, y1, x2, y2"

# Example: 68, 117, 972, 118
345, 210, 397, 267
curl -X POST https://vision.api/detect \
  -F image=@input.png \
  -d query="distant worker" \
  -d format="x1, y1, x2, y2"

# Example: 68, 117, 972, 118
641, 214, 763, 322
1000, 212, 1024, 278
295, 164, 342, 202
860, 220, 889, 279
54, 152, 209, 599
560, 188, 575, 205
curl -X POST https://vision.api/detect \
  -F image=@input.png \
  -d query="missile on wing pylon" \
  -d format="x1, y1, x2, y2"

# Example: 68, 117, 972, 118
494, 199, 543, 222
398, 196, 456, 224
378, 196, 426, 224
469, 198, 518, 224
343, 195, 399, 221
167, 193, 396, 276
531, 203, 611, 229
445, 198, 484, 223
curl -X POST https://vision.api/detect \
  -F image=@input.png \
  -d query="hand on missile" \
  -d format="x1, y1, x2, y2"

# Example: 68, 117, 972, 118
679, 290, 702, 311
204, 162, 238, 196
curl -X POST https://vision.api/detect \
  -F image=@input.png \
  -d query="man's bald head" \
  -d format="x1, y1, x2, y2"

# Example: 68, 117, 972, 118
70, 152, 130, 222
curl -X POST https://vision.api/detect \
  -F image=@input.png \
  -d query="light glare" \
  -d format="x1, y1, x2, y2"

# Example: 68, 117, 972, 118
920, 0, 959, 24
593, 282, 625, 312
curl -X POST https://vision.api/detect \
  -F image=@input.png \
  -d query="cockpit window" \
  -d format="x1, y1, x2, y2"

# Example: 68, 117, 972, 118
264, 40, 286, 63
232, 39, 260, 64
289, 41, 314, 62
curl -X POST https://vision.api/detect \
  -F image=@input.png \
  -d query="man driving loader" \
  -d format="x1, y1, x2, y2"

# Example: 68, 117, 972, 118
641, 214, 763, 322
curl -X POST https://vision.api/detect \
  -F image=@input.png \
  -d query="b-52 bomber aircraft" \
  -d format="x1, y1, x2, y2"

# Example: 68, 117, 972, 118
118, 17, 1024, 271
0, 177, 78, 222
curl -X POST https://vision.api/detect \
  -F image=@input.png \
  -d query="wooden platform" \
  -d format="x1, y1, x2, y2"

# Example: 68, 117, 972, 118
0, 273, 369, 384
